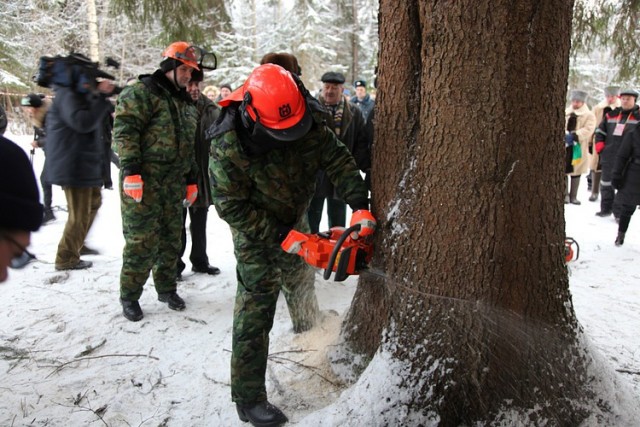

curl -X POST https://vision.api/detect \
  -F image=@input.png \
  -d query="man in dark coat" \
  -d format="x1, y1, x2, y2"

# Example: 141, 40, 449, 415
350, 78, 375, 123
307, 71, 371, 233
611, 125, 640, 245
45, 77, 115, 270
594, 88, 640, 219
177, 67, 221, 278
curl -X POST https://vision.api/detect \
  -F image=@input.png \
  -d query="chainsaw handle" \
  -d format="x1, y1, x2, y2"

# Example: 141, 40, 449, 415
323, 224, 361, 280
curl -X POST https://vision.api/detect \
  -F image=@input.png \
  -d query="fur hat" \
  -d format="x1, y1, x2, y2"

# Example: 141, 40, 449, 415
0, 136, 43, 232
604, 86, 620, 97
570, 90, 588, 102
321, 72, 345, 84
260, 52, 301, 76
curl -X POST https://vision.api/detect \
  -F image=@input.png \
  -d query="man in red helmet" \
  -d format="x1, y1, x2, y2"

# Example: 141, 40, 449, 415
208, 63, 376, 426
112, 42, 200, 322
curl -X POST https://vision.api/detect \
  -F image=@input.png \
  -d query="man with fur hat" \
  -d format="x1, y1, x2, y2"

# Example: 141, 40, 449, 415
594, 88, 640, 218
588, 86, 621, 202
113, 41, 199, 321
21, 93, 56, 224
564, 90, 596, 205
0, 135, 43, 282
177, 65, 221, 279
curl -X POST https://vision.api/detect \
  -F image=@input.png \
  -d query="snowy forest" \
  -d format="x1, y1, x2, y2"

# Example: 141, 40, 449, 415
0, 0, 638, 110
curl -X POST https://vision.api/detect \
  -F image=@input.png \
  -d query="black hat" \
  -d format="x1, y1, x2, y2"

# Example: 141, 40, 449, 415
354, 79, 366, 88
0, 136, 43, 232
21, 93, 44, 108
321, 72, 345, 84
220, 83, 232, 91
620, 88, 639, 98
190, 68, 204, 83
160, 58, 180, 73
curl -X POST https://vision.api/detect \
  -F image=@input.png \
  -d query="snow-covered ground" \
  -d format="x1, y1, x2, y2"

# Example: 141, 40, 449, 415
0, 133, 638, 426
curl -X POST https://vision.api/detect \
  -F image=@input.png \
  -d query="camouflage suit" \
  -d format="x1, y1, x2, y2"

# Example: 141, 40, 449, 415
113, 70, 197, 300
208, 105, 369, 405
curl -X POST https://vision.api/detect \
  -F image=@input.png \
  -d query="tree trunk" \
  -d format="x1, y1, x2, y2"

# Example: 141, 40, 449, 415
334, 0, 622, 423
86, 0, 100, 62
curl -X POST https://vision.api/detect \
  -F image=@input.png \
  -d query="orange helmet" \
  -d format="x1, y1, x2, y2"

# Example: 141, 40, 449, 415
162, 42, 200, 70
220, 64, 312, 141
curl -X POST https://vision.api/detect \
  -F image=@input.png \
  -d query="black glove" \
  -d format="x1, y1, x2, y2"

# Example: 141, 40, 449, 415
276, 223, 293, 243
612, 178, 623, 190
588, 143, 593, 155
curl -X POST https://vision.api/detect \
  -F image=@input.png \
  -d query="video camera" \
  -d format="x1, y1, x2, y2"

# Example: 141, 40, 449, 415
35, 52, 123, 95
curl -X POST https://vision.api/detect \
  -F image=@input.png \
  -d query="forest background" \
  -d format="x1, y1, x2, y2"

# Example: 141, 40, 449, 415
0, 0, 638, 131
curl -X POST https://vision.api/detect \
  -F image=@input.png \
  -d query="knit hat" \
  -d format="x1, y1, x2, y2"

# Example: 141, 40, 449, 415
0, 136, 43, 232
220, 83, 232, 91
570, 90, 588, 102
620, 88, 639, 99
21, 93, 44, 108
604, 86, 620, 97
321, 72, 345, 84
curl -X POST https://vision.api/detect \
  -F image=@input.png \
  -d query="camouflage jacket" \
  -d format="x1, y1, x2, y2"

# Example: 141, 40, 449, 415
208, 105, 369, 243
112, 70, 198, 181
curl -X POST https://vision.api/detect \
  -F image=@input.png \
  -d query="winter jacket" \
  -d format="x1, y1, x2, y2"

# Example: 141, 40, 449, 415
564, 104, 596, 176
612, 126, 640, 206
192, 94, 219, 208
112, 70, 198, 183
350, 94, 375, 123
0, 104, 7, 135
589, 98, 621, 171
595, 105, 640, 168
208, 105, 369, 243
314, 96, 370, 199
45, 85, 113, 187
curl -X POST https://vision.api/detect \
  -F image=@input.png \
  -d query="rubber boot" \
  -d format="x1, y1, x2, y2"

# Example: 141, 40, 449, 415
569, 176, 581, 205
589, 171, 601, 202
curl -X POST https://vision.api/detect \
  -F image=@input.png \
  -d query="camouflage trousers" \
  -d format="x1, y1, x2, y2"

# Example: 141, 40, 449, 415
230, 230, 319, 405
119, 172, 184, 300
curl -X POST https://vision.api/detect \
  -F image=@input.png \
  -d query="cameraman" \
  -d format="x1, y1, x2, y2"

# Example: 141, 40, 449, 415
45, 77, 116, 270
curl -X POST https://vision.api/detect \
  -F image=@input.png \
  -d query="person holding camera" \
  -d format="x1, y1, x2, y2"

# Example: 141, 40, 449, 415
45, 72, 115, 271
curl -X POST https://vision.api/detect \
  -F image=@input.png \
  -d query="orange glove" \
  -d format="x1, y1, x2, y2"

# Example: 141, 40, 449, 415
183, 184, 198, 207
350, 209, 376, 239
123, 174, 143, 202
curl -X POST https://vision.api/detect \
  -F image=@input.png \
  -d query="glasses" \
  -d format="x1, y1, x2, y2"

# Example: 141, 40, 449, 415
1, 233, 36, 269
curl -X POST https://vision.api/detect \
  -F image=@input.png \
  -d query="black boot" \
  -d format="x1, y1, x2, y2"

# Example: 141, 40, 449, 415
615, 232, 625, 246
236, 401, 288, 427
120, 299, 143, 321
595, 210, 612, 217
42, 207, 56, 225
192, 264, 221, 275
569, 176, 581, 205
158, 291, 186, 311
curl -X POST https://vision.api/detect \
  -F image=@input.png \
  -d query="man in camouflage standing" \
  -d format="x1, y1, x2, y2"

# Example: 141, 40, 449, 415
112, 42, 200, 322
209, 64, 376, 427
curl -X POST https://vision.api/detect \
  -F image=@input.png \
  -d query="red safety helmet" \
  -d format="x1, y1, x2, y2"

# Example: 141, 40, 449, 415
162, 42, 200, 70
220, 64, 312, 141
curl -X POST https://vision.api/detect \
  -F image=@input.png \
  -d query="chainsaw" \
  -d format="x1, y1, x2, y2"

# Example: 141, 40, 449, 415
565, 237, 579, 263
281, 224, 374, 281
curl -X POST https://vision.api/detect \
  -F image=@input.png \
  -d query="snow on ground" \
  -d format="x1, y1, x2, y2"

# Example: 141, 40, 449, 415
0, 133, 638, 426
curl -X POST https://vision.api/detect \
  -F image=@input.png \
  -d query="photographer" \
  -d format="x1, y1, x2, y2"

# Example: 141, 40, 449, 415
45, 75, 116, 271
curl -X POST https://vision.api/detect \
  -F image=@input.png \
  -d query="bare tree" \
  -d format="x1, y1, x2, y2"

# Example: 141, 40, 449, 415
332, 0, 635, 424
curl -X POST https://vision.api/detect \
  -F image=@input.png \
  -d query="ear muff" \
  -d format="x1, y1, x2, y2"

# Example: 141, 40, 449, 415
240, 91, 256, 131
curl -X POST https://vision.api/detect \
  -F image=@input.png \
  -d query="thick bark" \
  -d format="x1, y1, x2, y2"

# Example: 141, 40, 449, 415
336, 0, 608, 424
